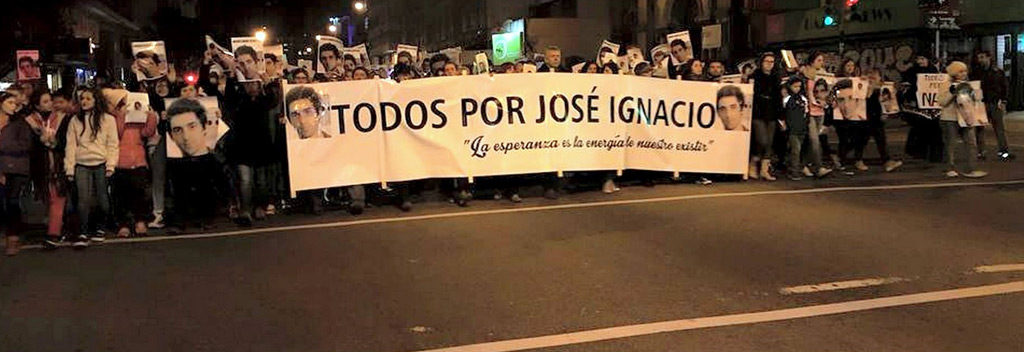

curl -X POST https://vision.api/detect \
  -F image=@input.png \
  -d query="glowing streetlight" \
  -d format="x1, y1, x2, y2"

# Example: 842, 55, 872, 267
315, 35, 322, 41
353, 1, 366, 12
328, 24, 338, 33
255, 29, 267, 42
306, 47, 313, 53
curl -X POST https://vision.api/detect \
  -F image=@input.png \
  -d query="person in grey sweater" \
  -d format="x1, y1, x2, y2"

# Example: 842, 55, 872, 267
64, 87, 119, 247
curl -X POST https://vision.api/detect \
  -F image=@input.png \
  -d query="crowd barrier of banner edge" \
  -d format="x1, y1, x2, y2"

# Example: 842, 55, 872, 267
282, 73, 753, 196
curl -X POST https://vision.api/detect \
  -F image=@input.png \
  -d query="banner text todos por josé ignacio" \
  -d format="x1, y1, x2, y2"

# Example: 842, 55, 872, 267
283, 74, 752, 193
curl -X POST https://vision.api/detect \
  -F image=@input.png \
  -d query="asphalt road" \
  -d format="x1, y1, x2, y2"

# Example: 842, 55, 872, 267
2, 117, 1024, 352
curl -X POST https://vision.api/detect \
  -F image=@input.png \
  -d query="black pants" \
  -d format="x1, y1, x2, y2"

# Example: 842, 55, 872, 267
1, 173, 29, 238
168, 155, 220, 228
112, 167, 152, 226
854, 122, 891, 162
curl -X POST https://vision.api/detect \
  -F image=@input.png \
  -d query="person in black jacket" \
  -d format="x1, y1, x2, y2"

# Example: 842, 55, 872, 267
902, 54, 944, 162
970, 50, 1012, 160
538, 46, 570, 73
749, 52, 781, 180
0, 92, 34, 255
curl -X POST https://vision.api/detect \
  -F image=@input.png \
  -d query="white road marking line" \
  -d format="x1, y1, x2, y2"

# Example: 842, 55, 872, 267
779, 277, 910, 295
408, 280, 1024, 352
22, 179, 1024, 249
974, 264, 1024, 273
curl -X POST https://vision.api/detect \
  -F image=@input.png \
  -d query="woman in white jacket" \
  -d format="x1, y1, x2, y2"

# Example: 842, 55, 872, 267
64, 87, 119, 248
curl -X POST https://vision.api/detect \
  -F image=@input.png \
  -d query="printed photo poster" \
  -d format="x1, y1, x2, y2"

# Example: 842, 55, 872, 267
394, 44, 419, 66
343, 43, 371, 67
597, 40, 620, 65
955, 81, 990, 127
626, 46, 645, 71
263, 44, 285, 76
715, 83, 754, 132
649, 44, 670, 67
281, 85, 335, 140
16, 50, 41, 81
164, 97, 229, 158
880, 82, 900, 115
665, 31, 692, 66
125, 93, 151, 124
834, 77, 868, 121
736, 58, 757, 78
205, 35, 233, 58
808, 72, 836, 110
440, 47, 463, 66
473, 52, 490, 74
131, 41, 169, 81
230, 37, 265, 82
522, 62, 537, 73
317, 35, 345, 76
617, 56, 630, 74
571, 62, 585, 73
702, 24, 723, 49
781, 50, 799, 70
916, 73, 950, 109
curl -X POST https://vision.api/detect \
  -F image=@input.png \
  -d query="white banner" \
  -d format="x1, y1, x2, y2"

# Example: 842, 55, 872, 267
917, 73, 949, 109
283, 74, 752, 193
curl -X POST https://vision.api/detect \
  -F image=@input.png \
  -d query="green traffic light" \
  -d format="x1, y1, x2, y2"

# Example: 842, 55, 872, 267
824, 15, 836, 26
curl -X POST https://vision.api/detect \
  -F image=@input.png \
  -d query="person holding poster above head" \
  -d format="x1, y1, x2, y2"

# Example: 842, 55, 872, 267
938, 61, 987, 178
539, 46, 569, 72
749, 52, 781, 181
667, 38, 691, 79
103, 89, 157, 239
284, 86, 331, 140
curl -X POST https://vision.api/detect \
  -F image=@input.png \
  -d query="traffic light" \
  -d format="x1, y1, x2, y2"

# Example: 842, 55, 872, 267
844, 0, 860, 20
845, 0, 860, 7
822, 7, 838, 27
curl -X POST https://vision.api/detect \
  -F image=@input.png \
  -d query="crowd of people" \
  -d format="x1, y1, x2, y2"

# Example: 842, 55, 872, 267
0, 38, 1013, 256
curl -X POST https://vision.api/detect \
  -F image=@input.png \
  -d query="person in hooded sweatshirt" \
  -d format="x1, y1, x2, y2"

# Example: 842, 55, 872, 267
64, 87, 119, 248
780, 77, 831, 180
104, 88, 158, 238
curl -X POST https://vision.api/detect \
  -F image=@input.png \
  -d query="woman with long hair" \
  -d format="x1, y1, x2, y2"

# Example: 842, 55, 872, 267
0, 92, 35, 255
26, 89, 75, 249
64, 87, 119, 248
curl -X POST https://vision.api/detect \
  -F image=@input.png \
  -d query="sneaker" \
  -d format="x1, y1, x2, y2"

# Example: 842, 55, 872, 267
116, 227, 131, 238
43, 237, 61, 250
962, 170, 988, 178
510, 194, 522, 203
883, 160, 904, 172
147, 214, 165, 229
602, 179, 617, 194
854, 160, 869, 171
493, 193, 503, 201
89, 233, 106, 243
72, 235, 89, 249
788, 174, 804, 181
801, 166, 814, 177
830, 155, 843, 170
815, 167, 833, 178
265, 204, 277, 216
944, 170, 960, 178
696, 177, 713, 185
998, 151, 1015, 161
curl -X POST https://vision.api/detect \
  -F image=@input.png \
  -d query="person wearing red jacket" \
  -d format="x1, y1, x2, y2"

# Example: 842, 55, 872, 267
103, 89, 158, 238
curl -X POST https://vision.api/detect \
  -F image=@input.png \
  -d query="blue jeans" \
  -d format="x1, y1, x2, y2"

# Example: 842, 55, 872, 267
235, 164, 269, 216
75, 164, 110, 235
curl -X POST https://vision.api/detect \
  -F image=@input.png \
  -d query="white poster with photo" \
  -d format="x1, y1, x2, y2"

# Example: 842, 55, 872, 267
522, 63, 537, 73
702, 24, 723, 49
283, 75, 752, 193
617, 56, 630, 74
16, 50, 41, 81
626, 47, 645, 71
834, 77, 868, 121
880, 82, 900, 115
343, 43, 370, 67
720, 74, 744, 84
597, 40, 620, 65
205, 35, 233, 57
916, 73, 950, 110
230, 37, 265, 82
441, 47, 463, 66
473, 52, 490, 74
125, 93, 151, 124
131, 41, 169, 81
736, 58, 757, 78
571, 62, 585, 73
164, 97, 229, 158
316, 35, 345, 76
297, 59, 313, 74
649, 44, 670, 67
955, 81, 989, 127
666, 31, 692, 66
394, 44, 419, 66
263, 44, 285, 76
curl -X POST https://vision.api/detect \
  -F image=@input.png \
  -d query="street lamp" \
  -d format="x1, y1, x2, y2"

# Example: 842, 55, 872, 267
255, 29, 267, 42
328, 24, 338, 33
353, 1, 366, 13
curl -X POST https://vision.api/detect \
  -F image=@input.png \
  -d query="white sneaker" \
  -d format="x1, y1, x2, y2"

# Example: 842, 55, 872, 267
944, 170, 960, 178
816, 167, 833, 177
883, 160, 903, 172
962, 171, 988, 178
148, 214, 165, 229
602, 180, 617, 194
801, 166, 814, 177
855, 160, 869, 171
265, 204, 277, 215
